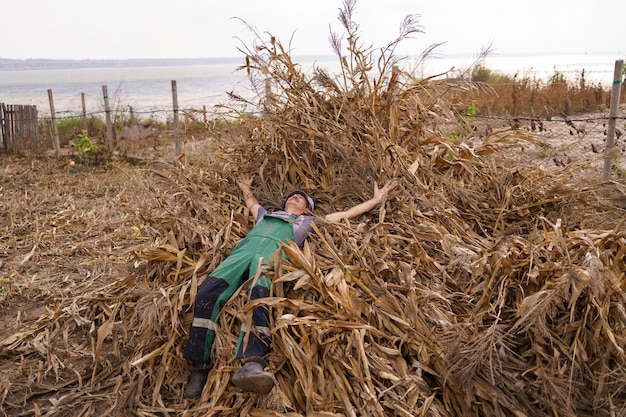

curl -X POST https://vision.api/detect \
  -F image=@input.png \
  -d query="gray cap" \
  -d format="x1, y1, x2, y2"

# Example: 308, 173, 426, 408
282, 190, 314, 211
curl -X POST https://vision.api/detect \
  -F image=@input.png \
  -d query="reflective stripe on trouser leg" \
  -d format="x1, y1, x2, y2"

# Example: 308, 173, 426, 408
235, 276, 272, 359
183, 275, 234, 364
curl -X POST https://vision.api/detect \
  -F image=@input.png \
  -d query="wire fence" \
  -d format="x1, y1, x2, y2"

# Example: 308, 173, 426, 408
0, 101, 246, 124
5, 102, 626, 126
471, 114, 626, 123
2, 103, 625, 138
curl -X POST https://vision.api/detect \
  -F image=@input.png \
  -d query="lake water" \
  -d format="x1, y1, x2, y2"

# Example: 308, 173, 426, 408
0, 53, 623, 119
0, 63, 253, 118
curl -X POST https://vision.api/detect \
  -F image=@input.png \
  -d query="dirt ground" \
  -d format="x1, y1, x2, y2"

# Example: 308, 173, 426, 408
0, 132, 211, 415
0, 112, 625, 415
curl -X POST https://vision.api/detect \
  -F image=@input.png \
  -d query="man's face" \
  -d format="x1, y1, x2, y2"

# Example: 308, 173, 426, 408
284, 193, 310, 215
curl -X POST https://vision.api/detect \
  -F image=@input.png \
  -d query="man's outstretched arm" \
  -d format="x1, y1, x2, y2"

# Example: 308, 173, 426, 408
237, 175, 260, 220
325, 180, 398, 223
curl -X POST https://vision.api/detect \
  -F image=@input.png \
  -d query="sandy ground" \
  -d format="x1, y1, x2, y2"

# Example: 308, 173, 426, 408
474, 109, 626, 181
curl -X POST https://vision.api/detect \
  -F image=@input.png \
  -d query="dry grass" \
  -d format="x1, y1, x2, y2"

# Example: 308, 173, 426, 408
452, 64, 615, 119
2, 1, 626, 416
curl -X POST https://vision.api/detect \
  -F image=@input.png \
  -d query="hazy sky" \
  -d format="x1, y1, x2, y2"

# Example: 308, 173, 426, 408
2, 0, 624, 60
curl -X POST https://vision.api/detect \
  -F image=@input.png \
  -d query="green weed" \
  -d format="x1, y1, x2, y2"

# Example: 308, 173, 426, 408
75, 130, 96, 154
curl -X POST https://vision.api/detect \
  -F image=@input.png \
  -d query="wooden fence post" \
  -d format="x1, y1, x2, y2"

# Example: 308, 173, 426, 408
172, 80, 181, 158
81, 92, 87, 119
28, 105, 39, 150
602, 59, 624, 180
0, 103, 12, 152
264, 78, 272, 109
0, 103, 5, 150
17, 105, 39, 150
47, 89, 61, 157
102, 85, 114, 149
81, 92, 87, 131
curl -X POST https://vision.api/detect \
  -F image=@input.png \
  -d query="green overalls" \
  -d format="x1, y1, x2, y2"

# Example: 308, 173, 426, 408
183, 215, 295, 366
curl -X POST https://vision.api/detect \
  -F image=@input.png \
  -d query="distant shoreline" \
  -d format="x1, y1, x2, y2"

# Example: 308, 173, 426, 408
0, 57, 242, 71
2, 51, 621, 72
0, 55, 338, 71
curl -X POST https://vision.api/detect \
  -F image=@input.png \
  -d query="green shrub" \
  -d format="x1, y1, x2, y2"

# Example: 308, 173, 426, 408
471, 64, 514, 84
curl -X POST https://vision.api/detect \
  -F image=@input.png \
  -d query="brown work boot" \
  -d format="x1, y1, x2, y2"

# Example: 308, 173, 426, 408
231, 361, 275, 394
183, 362, 212, 399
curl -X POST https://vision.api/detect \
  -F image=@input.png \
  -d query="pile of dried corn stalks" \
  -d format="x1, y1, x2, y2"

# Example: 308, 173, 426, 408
2, 2, 625, 416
